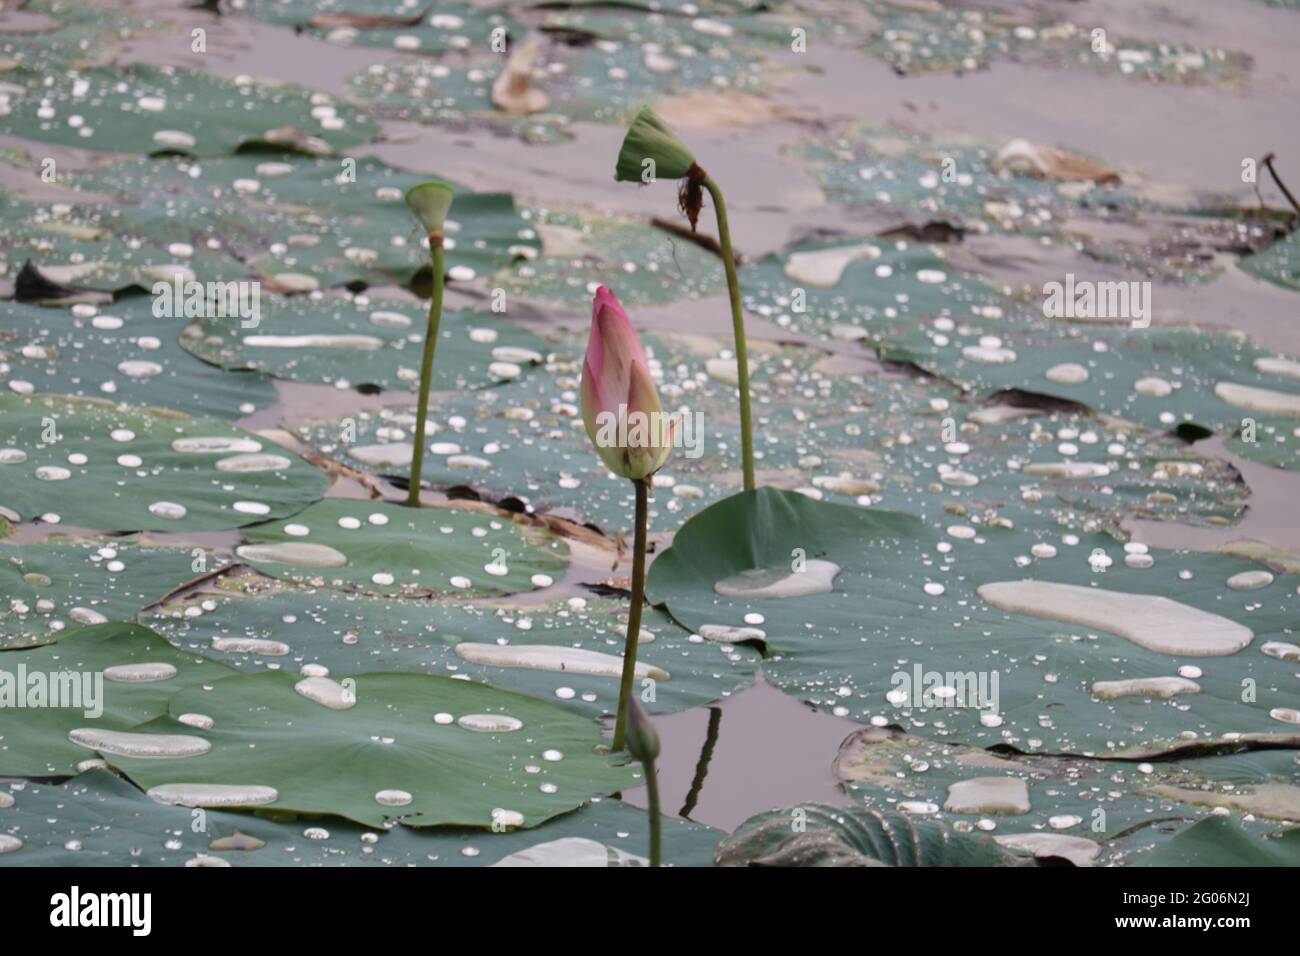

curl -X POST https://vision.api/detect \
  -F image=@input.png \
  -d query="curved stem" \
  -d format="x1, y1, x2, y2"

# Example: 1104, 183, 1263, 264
645, 756, 661, 867
679, 705, 721, 819
405, 241, 444, 507
702, 175, 755, 492
612, 478, 649, 751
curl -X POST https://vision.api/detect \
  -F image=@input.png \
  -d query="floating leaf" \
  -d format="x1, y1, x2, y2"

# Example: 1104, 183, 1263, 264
0, 393, 329, 531
0, 539, 224, 649
0, 622, 235, 776
234, 500, 567, 598
106, 669, 634, 828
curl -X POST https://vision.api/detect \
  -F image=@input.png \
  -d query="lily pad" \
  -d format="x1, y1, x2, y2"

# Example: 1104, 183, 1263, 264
105, 669, 634, 828
0, 393, 329, 531
1226, 417, 1300, 470
0, 539, 224, 649
1241, 227, 1300, 291
0, 621, 236, 776
0, 64, 377, 157
715, 803, 1028, 866
648, 488, 1300, 756
178, 296, 546, 393
145, 587, 760, 720
0, 298, 276, 420
1134, 815, 1300, 866
0, 770, 720, 867
233, 500, 568, 598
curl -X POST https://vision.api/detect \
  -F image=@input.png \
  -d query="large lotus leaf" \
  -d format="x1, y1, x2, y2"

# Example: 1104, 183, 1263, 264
870, 313, 1300, 434
0, 64, 376, 157
502, 207, 725, 310
0, 0, 154, 71
0, 539, 225, 650
1226, 417, 1300, 470
238, 0, 520, 55
0, 622, 236, 776
0, 770, 720, 867
647, 488, 1300, 756
9, 154, 538, 295
145, 587, 760, 720
829, 726, 1299, 865
856, 1, 1248, 81
715, 803, 1029, 866
740, 236, 1005, 345
348, 14, 773, 135
0, 393, 329, 531
103, 669, 635, 829
1133, 816, 1300, 866
799, 129, 1144, 236
1241, 229, 1300, 291
0, 298, 275, 420
233, 500, 568, 598
178, 296, 545, 393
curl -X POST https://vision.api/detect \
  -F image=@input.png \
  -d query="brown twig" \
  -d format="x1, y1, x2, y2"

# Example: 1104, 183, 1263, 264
1262, 152, 1300, 225
650, 216, 728, 260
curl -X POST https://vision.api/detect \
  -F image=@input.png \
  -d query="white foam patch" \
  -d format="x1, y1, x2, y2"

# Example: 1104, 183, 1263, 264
714, 559, 840, 599
977, 581, 1252, 656
782, 243, 879, 288
491, 836, 648, 867
943, 777, 1031, 815
1091, 677, 1201, 699
147, 783, 278, 807
454, 643, 668, 680
68, 728, 211, 758
1214, 382, 1300, 417
235, 542, 348, 567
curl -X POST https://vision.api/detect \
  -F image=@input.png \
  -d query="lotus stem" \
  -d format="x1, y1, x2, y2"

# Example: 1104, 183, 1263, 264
612, 477, 649, 751
645, 753, 662, 867
702, 175, 755, 492
406, 238, 444, 507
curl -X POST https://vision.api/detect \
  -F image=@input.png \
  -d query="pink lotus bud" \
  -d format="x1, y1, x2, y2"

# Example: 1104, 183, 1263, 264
580, 286, 674, 480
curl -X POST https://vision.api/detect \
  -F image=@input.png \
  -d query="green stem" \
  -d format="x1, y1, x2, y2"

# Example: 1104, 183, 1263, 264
645, 755, 661, 867
612, 478, 648, 751
702, 175, 755, 492
405, 240, 444, 507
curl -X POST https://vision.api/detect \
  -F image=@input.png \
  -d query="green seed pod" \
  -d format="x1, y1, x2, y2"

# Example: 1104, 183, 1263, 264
404, 181, 455, 234
614, 106, 697, 183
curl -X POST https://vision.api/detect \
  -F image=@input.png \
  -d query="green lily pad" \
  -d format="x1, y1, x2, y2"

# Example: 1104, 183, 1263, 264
648, 488, 1300, 756
238, 0, 521, 56
3, 154, 539, 295
0, 297, 276, 420
0, 64, 377, 157
1226, 416, 1300, 470
1241, 226, 1300, 291
105, 669, 635, 828
0, 621, 236, 776
869, 314, 1300, 434
0, 770, 720, 867
145, 587, 760, 720
740, 236, 1005, 345
715, 802, 1028, 866
1134, 815, 1300, 866
178, 296, 545, 393
0, 393, 329, 531
233, 500, 567, 598
0, 539, 224, 649
0, 0, 157, 71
